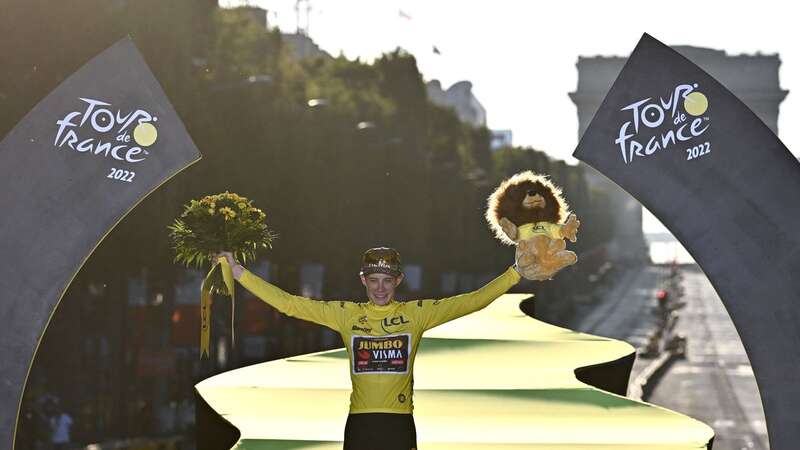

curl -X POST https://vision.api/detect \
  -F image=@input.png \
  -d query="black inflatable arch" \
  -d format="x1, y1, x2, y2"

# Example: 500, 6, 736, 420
0, 38, 201, 449
575, 33, 800, 450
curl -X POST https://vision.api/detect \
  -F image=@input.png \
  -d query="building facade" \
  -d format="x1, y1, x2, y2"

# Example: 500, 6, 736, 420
426, 80, 487, 128
490, 129, 513, 150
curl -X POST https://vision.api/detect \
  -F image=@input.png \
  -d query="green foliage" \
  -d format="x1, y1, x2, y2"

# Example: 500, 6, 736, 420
168, 192, 276, 295
207, 9, 285, 84
491, 146, 552, 183
305, 56, 396, 122
5, 4, 621, 440
375, 49, 429, 118
3, 1, 616, 301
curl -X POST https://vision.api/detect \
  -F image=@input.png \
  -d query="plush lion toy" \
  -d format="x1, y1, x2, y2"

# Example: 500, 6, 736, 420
486, 171, 580, 281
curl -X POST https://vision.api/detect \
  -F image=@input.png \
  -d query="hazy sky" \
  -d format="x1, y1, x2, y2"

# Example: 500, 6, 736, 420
225, 0, 798, 235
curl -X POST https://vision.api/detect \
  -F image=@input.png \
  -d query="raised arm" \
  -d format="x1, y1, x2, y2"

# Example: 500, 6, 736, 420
419, 266, 521, 331
217, 252, 345, 332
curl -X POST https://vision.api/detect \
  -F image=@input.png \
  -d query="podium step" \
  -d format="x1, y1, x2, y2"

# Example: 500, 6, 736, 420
197, 294, 714, 449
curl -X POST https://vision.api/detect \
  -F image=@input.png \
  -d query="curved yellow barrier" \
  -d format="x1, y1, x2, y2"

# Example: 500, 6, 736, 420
196, 294, 714, 449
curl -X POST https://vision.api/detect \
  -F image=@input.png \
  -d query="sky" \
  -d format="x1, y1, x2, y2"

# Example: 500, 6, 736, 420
224, 0, 798, 240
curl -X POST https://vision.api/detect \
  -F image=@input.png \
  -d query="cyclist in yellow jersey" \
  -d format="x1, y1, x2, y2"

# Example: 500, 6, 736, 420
217, 247, 522, 450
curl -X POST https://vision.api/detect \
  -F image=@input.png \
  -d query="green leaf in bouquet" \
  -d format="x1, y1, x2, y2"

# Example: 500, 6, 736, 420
168, 191, 277, 358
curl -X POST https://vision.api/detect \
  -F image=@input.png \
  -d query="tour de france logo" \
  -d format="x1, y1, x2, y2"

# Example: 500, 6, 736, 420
54, 97, 160, 183
614, 83, 711, 165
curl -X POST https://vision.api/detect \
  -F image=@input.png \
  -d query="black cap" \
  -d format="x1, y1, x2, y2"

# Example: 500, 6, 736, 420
360, 247, 402, 277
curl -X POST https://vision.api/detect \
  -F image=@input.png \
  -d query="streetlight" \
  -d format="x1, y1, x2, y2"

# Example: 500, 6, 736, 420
247, 75, 272, 84
209, 74, 273, 93
356, 121, 376, 131
306, 98, 329, 109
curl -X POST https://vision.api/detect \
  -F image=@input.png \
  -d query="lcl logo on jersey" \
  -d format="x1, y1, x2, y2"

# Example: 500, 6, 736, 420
381, 314, 409, 333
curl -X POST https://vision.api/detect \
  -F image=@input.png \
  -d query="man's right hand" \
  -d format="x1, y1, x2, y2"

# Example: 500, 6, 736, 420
214, 251, 244, 280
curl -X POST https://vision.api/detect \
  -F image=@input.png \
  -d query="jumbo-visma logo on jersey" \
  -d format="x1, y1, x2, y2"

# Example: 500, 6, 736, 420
352, 334, 410, 375
614, 83, 711, 165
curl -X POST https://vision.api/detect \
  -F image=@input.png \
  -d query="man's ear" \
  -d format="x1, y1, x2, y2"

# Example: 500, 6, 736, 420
394, 273, 405, 287
360, 274, 368, 287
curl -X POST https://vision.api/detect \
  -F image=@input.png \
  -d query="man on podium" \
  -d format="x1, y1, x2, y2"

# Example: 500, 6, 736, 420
217, 247, 522, 450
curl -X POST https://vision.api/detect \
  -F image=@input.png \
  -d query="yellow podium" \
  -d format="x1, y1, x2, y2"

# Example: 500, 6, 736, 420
196, 294, 714, 449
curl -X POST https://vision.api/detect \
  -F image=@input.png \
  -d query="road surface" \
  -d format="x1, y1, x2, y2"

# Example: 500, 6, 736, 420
570, 265, 769, 450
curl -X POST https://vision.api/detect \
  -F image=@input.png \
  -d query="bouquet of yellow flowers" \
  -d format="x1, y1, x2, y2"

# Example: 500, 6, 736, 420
168, 191, 276, 356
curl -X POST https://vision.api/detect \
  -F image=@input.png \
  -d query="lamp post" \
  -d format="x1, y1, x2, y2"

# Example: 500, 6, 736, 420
209, 74, 273, 93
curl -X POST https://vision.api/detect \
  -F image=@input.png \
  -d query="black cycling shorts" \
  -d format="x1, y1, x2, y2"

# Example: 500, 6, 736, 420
343, 413, 417, 450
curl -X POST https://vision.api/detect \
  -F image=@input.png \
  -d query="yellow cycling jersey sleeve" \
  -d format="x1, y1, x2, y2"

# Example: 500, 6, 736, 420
237, 265, 519, 415
238, 268, 345, 332
418, 265, 521, 331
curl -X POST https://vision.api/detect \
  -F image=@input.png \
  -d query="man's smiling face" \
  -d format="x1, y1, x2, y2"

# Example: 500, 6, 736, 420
360, 272, 404, 306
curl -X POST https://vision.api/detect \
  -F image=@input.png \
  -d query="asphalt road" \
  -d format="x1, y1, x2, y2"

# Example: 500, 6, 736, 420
569, 265, 662, 376
570, 265, 769, 450
647, 267, 769, 450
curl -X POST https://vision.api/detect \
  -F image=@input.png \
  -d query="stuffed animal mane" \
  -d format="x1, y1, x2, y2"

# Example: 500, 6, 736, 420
486, 171, 571, 246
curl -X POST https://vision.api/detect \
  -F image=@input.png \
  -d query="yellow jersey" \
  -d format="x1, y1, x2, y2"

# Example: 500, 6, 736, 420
238, 266, 521, 414
517, 221, 562, 241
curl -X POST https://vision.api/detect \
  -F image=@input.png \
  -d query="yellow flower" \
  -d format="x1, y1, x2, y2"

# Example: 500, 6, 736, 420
237, 202, 246, 209
208, 208, 215, 214
220, 207, 237, 219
